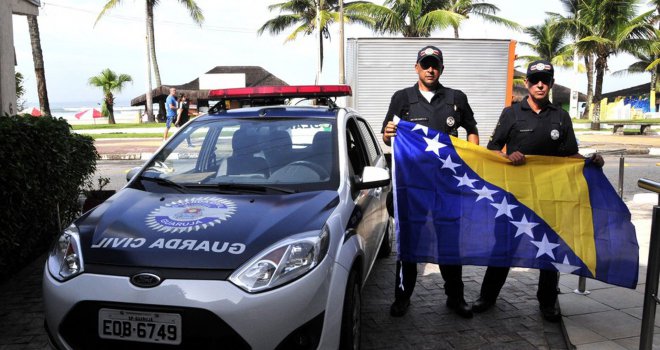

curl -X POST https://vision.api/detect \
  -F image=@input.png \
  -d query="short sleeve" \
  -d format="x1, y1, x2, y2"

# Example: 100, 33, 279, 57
455, 90, 478, 135
486, 107, 514, 151
381, 90, 407, 133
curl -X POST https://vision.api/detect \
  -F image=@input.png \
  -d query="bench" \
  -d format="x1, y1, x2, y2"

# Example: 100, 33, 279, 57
604, 120, 656, 135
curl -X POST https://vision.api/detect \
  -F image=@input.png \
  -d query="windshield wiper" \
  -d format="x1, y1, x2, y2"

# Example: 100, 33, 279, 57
192, 183, 296, 194
139, 175, 187, 192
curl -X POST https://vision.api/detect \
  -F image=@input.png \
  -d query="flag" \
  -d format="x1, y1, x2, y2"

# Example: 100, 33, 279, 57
392, 118, 639, 288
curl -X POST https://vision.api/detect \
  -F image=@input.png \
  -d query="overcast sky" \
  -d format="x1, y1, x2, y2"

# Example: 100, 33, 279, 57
12, 0, 656, 107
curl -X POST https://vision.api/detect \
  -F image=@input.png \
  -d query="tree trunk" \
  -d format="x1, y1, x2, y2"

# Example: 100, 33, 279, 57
146, 4, 164, 121
145, 1, 154, 122
591, 55, 607, 130
27, 15, 51, 117
583, 55, 594, 120
453, 25, 459, 39
106, 93, 115, 124
147, 5, 161, 88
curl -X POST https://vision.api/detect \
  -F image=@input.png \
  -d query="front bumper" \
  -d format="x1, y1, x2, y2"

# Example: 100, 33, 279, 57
43, 257, 345, 350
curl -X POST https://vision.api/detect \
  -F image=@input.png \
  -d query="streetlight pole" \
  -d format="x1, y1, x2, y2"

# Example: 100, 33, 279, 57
339, 0, 345, 84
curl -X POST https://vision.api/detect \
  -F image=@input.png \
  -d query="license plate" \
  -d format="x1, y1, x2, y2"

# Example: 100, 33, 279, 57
98, 308, 182, 345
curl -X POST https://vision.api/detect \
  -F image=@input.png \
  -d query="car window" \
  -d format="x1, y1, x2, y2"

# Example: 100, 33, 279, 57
137, 118, 339, 193
356, 118, 380, 165
346, 118, 369, 176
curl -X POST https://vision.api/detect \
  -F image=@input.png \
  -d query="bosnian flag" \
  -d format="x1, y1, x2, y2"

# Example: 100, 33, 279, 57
392, 117, 639, 288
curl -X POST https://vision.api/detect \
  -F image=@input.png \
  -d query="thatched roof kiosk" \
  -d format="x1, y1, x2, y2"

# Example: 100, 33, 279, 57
130, 66, 288, 110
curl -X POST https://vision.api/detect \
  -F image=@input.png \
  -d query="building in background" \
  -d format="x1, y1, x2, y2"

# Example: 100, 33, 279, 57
130, 66, 288, 116
0, 0, 40, 116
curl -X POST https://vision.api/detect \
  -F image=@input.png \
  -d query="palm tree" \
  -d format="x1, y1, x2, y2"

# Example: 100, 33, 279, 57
258, 0, 374, 82
346, 0, 462, 37
27, 15, 51, 117
95, 0, 204, 121
575, 0, 655, 129
88, 69, 133, 125
548, 0, 595, 119
444, 0, 519, 38
517, 19, 576, 102
611, 37, 660, 112
15, 72, 26, 112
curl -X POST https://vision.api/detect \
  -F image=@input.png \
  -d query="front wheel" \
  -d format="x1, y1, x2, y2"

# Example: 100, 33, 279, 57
339, 270, 361, 350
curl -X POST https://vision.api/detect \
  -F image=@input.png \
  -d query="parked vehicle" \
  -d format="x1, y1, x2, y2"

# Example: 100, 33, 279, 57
43, 85, 393, 350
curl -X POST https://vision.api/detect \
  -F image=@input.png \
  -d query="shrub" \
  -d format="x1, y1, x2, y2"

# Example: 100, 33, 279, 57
0, 115, 98, 282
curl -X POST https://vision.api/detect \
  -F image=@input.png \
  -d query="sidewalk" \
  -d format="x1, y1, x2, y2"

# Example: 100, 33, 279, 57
558, 193, 660, 350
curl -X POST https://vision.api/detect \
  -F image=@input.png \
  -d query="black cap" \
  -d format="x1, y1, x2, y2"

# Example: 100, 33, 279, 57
417, 45, 443, 64
526, 60, 554, 79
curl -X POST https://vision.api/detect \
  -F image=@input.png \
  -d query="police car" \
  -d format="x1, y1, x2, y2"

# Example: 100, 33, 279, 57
43, 85, 393, 350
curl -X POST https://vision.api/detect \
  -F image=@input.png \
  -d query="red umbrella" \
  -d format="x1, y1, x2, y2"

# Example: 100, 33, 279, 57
20, 107, 41, 117
75, 108, 103, 119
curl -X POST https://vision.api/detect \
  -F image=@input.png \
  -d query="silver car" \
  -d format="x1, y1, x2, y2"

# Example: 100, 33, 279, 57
43, 86, 393, 350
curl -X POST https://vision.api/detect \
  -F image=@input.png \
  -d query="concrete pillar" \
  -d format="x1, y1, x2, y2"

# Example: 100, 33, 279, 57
0, 1, 17, 116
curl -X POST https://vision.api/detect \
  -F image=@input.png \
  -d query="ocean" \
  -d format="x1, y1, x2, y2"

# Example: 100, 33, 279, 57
43, 102, 154, 125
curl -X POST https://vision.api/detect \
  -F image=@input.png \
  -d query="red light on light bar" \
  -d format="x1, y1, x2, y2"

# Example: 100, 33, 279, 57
208, 85, 352, 98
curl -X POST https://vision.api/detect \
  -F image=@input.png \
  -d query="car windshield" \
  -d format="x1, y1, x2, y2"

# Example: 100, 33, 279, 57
137, 117, 338, 193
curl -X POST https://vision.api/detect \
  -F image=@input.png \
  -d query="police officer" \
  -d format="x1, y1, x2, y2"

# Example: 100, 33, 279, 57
471, 60, 604, 322
382, 45, 479, 318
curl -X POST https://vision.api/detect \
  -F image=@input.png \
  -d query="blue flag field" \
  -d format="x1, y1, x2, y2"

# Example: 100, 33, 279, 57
392, 118, 639, 288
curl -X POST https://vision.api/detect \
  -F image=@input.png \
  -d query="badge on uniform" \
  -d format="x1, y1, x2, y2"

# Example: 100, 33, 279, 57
550, 129, 560, 140
446, 116, 455, 127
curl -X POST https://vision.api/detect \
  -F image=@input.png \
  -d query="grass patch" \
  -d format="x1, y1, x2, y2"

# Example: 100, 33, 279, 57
71, 123, 164, 130
83, 133, 163, 139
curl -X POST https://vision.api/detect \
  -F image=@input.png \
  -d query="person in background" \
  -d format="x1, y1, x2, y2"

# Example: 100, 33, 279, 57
163, 87, 177, 140
175, 94, 193, 147
472, 59, 604, 322
382, 45, 479, 319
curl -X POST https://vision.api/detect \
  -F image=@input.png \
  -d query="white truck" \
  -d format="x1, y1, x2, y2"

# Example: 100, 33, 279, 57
346, 37, 516, 147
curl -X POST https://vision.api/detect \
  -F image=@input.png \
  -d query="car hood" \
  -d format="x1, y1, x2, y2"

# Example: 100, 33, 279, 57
77, 188, 339, 270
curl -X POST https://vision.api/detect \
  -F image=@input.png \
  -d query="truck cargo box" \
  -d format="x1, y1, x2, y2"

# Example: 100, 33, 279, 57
346, 37, 516, 148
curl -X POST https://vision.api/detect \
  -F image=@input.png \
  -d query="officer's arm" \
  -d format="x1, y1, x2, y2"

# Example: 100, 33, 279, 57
382, 93, 404, 146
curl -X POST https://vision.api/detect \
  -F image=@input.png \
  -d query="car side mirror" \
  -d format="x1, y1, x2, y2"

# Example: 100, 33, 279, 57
354, 166, 390, 190
126, 167, 141, 182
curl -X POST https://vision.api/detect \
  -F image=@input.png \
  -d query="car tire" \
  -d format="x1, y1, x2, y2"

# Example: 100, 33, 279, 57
377, 217, 393, 259
339, 269, 361, 350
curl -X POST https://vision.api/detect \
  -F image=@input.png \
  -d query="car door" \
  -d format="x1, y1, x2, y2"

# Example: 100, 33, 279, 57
346, 116, 389, 275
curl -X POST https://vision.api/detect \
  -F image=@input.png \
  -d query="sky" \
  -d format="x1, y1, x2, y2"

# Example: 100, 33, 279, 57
11, 0, 657, 108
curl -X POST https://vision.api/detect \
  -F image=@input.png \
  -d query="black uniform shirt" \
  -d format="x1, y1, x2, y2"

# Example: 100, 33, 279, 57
487, 97, 578, 157
381, 84, 478, 135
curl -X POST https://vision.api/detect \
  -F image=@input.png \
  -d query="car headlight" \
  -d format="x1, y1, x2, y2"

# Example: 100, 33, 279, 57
47, 224, 84, 281
229, 226, 330, 293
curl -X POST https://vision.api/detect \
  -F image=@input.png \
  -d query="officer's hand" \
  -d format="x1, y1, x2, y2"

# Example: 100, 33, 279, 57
383, 121, 397, 145
508, 151, 526, 165
589, 153, 604, 168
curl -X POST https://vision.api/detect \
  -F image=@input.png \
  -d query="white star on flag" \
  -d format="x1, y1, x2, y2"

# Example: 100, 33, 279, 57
472, 185, 498, 202
424, 134, 446, 156
412, 124, 429, 135
510, 214, 539, 238
490, 197, 518, 218
531, 234, 560, 259
440, 155, 461, 174
453, 173, 478, 188
551, 256, 581, 273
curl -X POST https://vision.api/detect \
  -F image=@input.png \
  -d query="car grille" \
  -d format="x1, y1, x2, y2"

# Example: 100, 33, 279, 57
60, 301, 251, 350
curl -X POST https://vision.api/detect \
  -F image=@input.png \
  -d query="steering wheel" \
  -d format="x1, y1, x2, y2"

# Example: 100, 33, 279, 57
287, 161, 330, 179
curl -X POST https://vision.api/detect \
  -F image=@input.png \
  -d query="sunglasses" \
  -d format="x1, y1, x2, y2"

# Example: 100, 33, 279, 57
528, 75, 553, 85
419, 60, 441, 70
